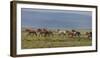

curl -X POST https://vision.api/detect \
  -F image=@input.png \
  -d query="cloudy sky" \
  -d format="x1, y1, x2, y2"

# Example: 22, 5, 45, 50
21, 8, 92, 29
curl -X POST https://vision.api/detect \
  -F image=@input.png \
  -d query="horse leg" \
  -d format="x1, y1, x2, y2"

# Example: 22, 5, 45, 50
46, 33, 49, 37
38, 33, 41, 37
44, 33, 46, 37
71, 34, 74, 39
35, 32, 37, 36
78, 34, 81, 41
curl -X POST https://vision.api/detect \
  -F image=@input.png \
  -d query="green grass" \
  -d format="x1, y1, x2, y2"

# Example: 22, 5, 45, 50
21, 29, 92, 49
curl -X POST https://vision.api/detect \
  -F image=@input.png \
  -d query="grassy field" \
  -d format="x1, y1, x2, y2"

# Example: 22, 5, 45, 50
21, 29, 92, 49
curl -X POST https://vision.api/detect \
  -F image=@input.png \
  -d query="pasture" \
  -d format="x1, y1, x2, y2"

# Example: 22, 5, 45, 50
21, 29, 92, 49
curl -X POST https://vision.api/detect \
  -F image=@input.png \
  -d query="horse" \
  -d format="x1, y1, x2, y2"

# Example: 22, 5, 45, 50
42, 28, 54, 37
36, 28, 43, 37
85, 32, 92, 39
66, 30, 81, 38
73, 31, 81, 37
72, 30, 81, 37
66, 30, 74, 38
25, 28, 37, 36
56, 29, 66, 37
48, 30, 54, 37
37, 28, 53, 37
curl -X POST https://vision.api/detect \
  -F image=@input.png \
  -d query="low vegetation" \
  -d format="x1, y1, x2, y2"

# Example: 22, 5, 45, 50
21, 29, 92, 49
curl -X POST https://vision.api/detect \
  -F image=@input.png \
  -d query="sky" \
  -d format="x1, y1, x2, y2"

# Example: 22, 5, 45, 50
21, 8, 92, 29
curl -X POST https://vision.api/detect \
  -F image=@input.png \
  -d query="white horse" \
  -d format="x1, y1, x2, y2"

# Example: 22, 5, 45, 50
57, 30, 66, 37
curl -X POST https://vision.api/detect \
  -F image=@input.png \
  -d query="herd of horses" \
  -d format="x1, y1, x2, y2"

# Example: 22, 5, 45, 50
23, 28, 92, 39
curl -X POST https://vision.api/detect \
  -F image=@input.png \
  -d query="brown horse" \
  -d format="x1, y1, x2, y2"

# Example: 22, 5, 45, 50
66, 31, 74, 38
85, 32, 92, 39
36, 28, 53, 37
66, 30, 81, 38
42, 28, 53, 37
36, 28, 43, 37
25, 28, 37, 36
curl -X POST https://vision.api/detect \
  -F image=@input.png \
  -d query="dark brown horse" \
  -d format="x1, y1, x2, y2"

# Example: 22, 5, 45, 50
85, 32, 92, 39
72, 30, 81, 37
36, 28, 53, 37
42, 28, 53, 37
36, 28, 43, 37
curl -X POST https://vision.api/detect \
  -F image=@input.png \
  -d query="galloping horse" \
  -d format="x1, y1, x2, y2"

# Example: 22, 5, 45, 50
73, 31, 81, 37
66, 30, 81, 38
25, 28, 37, 36
66, 31, 74, 38
36, 28, 43, 37
85, 32, 92, 39
42, 28, 53, 37
72, 30, 81, 37
36, 28, 53, 37
56, 29, 66, 37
